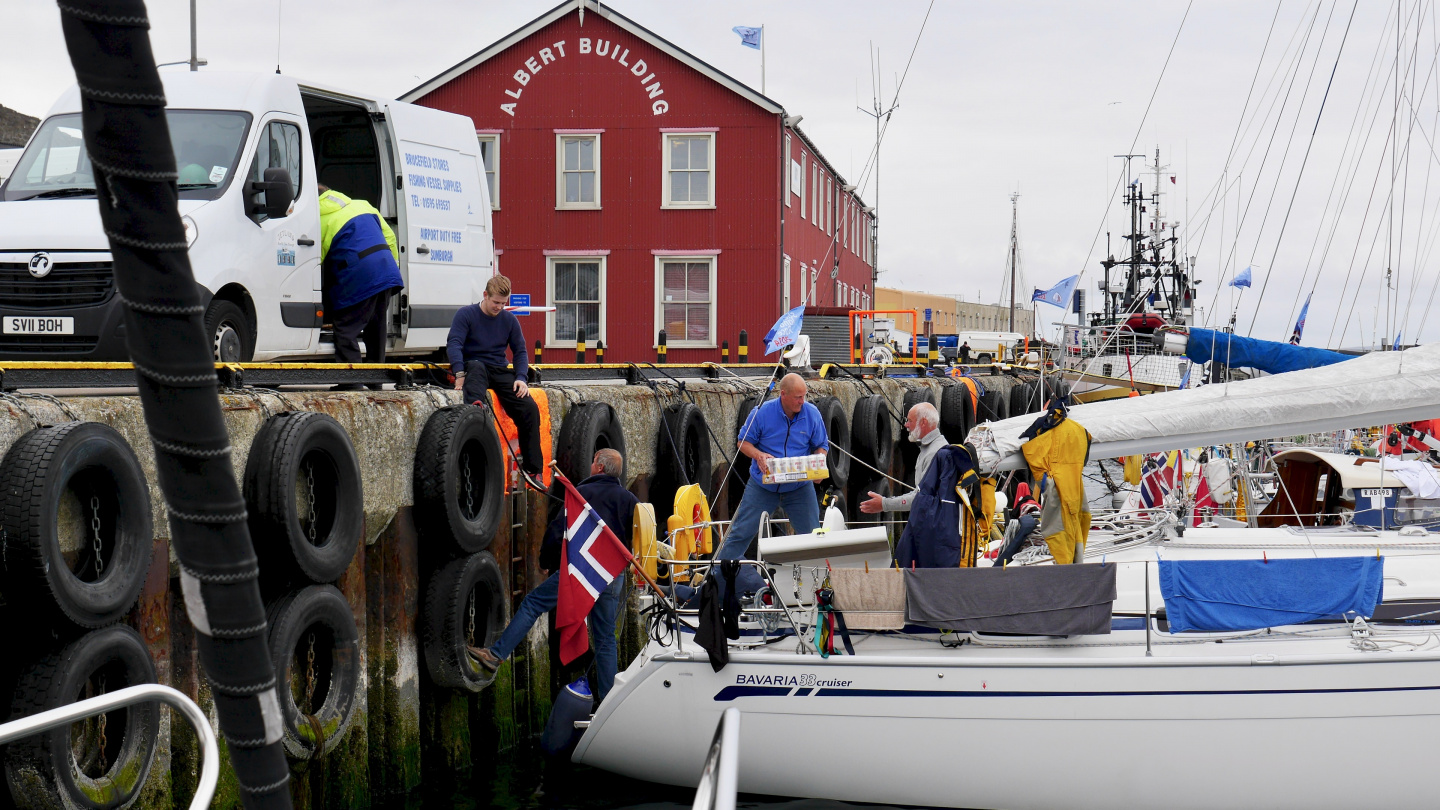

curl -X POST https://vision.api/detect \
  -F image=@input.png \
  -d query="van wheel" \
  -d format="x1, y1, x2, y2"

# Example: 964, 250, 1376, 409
976, 352, 993, 364
205, 300, 254, 362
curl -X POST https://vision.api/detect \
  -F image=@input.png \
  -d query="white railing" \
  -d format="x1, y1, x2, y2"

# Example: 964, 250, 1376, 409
0, 684, 218, 810
692, 707, 740, 810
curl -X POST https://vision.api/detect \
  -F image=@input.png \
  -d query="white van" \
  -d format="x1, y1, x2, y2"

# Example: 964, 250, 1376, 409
0, 70, 492, 361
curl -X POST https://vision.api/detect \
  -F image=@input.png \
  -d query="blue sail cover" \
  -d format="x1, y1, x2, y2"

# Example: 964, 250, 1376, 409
1158, 557, 1384, 632
1184, 328, 1353, 374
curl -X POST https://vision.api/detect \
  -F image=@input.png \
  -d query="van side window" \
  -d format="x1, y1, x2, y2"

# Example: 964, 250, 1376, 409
247, 121, 303, 223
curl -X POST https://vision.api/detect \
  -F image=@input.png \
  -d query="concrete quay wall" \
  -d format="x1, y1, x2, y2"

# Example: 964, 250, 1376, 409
0, 374, 944, 808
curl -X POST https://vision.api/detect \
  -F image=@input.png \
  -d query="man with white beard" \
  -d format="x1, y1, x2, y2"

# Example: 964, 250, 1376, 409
860, 401, 946, 514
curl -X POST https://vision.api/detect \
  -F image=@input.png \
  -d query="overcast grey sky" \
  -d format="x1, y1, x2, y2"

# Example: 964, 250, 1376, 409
5, 1, 1439, 348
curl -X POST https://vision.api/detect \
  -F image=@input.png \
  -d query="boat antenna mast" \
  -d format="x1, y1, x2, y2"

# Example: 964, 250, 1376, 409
1001, 191, 1023, 332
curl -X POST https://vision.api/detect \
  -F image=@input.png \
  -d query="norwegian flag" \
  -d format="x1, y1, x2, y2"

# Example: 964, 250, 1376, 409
1139, 452, 1178, 508
556, 475, 634, 665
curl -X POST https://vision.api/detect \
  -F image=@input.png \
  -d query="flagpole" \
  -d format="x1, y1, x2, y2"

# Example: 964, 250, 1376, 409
760, 24, 766, 96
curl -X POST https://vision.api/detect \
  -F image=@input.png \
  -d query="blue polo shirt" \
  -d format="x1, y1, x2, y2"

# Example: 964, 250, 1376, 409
739, 398, 829, 493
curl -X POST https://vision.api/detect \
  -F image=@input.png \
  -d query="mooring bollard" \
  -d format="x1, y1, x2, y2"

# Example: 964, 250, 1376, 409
576, 327, 587, 364
534, 339, 543, 365
658, 330, 668, 363
721, 339, 730, 364
738, 330, 748, 363
853, 330, 863, 364
596, 339, 605, 363
927, 320, 938, 367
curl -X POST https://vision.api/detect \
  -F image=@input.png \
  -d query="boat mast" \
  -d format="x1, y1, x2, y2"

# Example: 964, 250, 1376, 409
1008, 192, 1019, 332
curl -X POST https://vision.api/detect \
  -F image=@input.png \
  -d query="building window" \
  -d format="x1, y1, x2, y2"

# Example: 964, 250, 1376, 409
663, 133, 714, 208
785, 134, 794, 207
556, 134, 600, 209
800, 153, 809, 219
477, 134, 499, 209
811, 164, 819, 223
656, 256, 716, 346
826, 178, 833, 235
548, 257, 604, 345
783, 255, 792, 311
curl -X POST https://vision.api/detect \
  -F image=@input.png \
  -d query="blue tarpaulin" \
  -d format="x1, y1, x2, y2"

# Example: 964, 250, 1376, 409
1158, 556, 1384, 633
1185, 328, 1353, 375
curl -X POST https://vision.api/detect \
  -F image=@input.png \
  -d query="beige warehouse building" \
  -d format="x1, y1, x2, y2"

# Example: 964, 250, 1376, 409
875, 287, 1033, 335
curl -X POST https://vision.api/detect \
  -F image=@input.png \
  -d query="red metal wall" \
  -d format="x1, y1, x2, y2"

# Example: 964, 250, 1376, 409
412, 12, 786, 363
781, 132, 875, 316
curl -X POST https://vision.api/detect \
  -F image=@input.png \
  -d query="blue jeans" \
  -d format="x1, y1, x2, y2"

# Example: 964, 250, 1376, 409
489, 572, 626, 702
995, 514, 1040, 566
717, 483, 821, 560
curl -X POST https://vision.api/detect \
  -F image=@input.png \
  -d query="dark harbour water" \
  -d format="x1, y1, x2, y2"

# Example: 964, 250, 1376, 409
379, 748, 928, 810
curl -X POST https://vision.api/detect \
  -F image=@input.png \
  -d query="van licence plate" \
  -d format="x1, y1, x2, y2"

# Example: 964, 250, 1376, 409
2, 316, 74, 335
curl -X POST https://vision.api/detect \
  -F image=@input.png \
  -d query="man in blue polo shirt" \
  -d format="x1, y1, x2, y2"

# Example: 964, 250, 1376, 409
717, 373, 829, 560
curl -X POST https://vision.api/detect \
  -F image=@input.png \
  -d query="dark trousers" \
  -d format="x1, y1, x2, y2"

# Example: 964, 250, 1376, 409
463, 360, 542, 475
333, 290, 390, 363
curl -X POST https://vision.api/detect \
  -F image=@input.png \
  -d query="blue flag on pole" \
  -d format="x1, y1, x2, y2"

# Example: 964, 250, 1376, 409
1394, 332, 1403, 351
1290, 292, 1312, 344
1031, 275, 1080, 309
1229, 266, 1253, 288
732, 26, 762, 49
764, 304, 807, 354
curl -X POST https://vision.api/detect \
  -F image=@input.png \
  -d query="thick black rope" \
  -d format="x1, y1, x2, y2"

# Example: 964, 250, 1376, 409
55, 2, 291, 804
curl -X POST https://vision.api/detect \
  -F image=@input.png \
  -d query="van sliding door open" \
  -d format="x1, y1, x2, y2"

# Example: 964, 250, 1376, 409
386, 103, 490, 347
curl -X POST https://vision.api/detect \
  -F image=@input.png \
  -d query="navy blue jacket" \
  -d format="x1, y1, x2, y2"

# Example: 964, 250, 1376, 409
324, 215, 403, 311
896, 445, 981, 569
446, 303, 530, 378
540, 474, 640, 573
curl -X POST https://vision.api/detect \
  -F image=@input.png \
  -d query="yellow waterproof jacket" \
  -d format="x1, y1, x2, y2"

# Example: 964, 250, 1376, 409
318, 190, 398, 263
1021, 417, 1092, 564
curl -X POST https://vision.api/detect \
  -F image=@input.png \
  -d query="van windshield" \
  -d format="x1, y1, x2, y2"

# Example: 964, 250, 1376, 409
1, 110, 252, 202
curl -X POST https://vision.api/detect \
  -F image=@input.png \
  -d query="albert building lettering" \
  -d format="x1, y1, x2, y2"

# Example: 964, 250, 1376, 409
500, 37, 669, 117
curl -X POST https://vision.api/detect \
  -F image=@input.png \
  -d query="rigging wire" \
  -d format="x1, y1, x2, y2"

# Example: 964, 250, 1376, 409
1246, 0, 1362, 332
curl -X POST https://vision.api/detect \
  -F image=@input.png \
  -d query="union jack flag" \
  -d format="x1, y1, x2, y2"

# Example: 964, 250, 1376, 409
1139, 451, 1179, 508
556, 475, 634, 664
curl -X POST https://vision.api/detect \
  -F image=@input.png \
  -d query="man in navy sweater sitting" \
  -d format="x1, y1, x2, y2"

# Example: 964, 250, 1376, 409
447, 275, 542, 477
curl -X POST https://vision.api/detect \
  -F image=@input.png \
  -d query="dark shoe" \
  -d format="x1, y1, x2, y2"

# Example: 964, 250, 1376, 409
517, 466, 546, 493
470, 646, 501, 671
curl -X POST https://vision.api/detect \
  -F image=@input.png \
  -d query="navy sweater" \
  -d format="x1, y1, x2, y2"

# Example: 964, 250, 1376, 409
446, 304, 529, 377
540, 474, 639, 572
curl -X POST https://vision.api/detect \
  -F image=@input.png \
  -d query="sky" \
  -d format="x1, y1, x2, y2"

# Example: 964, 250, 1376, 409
4, 0, 1439, 349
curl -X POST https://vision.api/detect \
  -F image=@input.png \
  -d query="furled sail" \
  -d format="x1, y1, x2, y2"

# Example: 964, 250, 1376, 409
973, 342, 1440, 471
1177, 328, 1353, 375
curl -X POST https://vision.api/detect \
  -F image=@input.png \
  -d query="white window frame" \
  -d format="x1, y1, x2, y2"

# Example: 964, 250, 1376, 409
555, 132, 601, 210
783, 254, 792, 312
661, 131, 716, 209
546, 255, 606, 346
476, 133, 500, 210
654, 254, 718, 348
826, 178, 833, 235
800, 152, 808, 219
785, 134, 794, 207
811, 164, 818, 223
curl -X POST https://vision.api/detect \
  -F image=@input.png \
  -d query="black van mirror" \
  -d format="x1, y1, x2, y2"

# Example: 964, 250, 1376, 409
249, 167, 293, 219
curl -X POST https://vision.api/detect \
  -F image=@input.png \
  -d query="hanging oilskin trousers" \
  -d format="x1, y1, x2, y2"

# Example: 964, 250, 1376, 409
1020, 403, 1092, 565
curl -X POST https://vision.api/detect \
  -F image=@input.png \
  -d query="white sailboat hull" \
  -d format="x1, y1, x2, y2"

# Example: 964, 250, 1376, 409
575, 631, 1440, 809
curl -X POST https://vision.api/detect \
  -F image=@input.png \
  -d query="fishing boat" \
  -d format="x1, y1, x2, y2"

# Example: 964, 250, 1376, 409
574, 342, 1440, 810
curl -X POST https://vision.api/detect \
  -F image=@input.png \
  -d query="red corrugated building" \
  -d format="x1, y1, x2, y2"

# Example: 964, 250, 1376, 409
401, 1, 875, 363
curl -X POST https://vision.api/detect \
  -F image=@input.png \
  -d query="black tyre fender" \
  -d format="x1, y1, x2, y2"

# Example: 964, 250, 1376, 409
5, 625, 159, 810
0, 422, 153, 629
203, 298, 255, 363
810, 396, 851, 491
847, 477, 893, 526
849, 395, 894, 476
422, 551, 508, 692
898, 387, 937, 481
555, 401, 627, 484
266, 585, 361, 760
939, 383, 971, 443
978, 388, 1007, 424
413, 405, 506, 555
244, 411, 364, 584
1010, 380, 1034, 416
726, 394, 764, 514
652, 403, 713, 526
